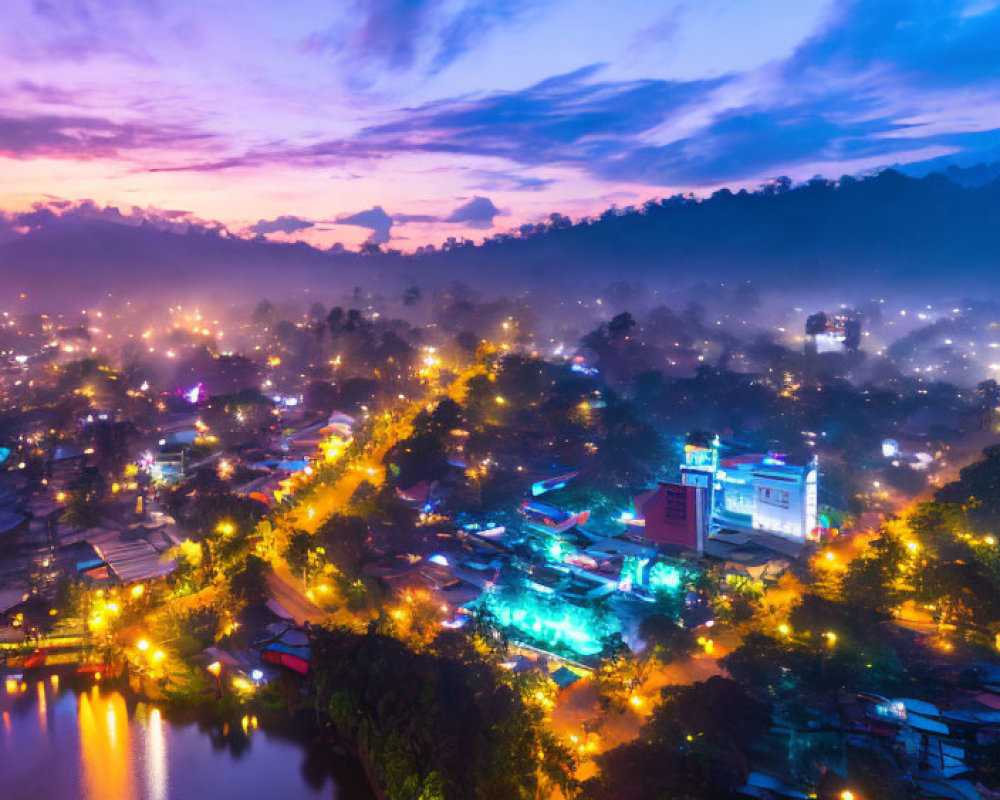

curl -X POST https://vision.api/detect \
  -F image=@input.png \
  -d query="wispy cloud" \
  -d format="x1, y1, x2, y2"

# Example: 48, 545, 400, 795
248, 215, 314, 235
154, 66, 724, 175
302, 0, 530, 80
0, 112, 211, 159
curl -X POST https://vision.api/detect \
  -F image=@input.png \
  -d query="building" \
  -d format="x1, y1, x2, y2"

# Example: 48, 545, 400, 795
681, 438, 820, 544
805, 310, 862, 354
631, 481, 709, 553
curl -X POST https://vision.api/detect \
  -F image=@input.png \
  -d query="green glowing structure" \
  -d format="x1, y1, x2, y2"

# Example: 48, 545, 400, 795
621, 555, 684, 594
474, 586, 619, 656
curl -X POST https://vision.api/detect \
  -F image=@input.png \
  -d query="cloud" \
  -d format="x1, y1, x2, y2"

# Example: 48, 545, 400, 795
18, 0, 159, 64
362, 65, 724, 166
336, 205, 394, 243
323, 3, 1000, 185
10, 0, 1000, 230
14, 80, 76, 105
427, 1, 530, 74
329, 199, 499, 236
148, 138, 382, 173
592, 98, 889, 185
303, 0, 529, 78
786, 0, 1000, 89
249, 215, 314, 235
463, 168, 553, 192
393, 212, 440, 224
307, 0, 439, 72
157, 66, 724, 175
3, 199, 227, 237
629, 8, 684, 54
446, 196, 500, 229
0, 112, 209, 159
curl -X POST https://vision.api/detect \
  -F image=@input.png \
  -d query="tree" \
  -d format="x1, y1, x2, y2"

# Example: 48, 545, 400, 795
584, 677, 769, 800
230, 554, 269, 607
310, 627, 566, 800
327, 306, 345, 334
607, 311, 635, 339
839, 534, 905, 615
284, 530, 312, 576
805, 312, 828, 336
922, 560, 1000, 632
63, 489, 102, 528
251, 299, 275, 327
937, 445, 1000, 531
315, 514, 369, 579
637, 613, 695, 666
975, 380, 1000, 430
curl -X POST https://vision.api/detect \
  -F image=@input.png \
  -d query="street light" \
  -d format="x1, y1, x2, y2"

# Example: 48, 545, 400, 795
207, 660, 223, 697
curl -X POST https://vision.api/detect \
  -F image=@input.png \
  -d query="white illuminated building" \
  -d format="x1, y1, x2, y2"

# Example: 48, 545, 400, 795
681, 438, 820, 543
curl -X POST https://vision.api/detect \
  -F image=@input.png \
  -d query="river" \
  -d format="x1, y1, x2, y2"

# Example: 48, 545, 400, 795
0, 674, 373, 800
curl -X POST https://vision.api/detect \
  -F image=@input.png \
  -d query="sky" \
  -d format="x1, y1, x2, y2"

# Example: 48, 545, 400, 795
2, 0, 1000, 250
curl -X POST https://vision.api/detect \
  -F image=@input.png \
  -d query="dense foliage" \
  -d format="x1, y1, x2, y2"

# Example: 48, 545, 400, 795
310, 627, 571, 800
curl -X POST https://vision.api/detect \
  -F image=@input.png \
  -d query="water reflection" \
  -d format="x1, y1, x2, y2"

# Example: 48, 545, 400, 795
145, 707, 167, 800
0, 674, 371, 800
79, 688, 135, 800
35, 681, 46, 733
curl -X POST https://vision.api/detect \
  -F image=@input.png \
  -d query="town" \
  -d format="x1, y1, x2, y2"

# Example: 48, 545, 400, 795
1, 290, 999, 800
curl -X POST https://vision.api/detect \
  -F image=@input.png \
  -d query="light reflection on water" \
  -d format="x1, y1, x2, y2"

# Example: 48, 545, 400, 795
0, 676, 363, 800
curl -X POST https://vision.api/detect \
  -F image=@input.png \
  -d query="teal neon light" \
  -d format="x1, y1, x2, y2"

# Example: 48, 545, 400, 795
476, 587, 618, 656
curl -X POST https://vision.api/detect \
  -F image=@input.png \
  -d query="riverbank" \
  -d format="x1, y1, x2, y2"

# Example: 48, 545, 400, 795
2, 664, 377, 800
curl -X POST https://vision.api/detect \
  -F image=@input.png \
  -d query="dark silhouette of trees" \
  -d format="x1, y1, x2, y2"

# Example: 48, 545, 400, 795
229, 554, 269, 607
402, 285, 422, 306
583, 677, 769, 800
310, 627, 571, 800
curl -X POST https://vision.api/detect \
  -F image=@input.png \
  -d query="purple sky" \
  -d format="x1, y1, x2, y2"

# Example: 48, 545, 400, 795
2, 0, 1000, 249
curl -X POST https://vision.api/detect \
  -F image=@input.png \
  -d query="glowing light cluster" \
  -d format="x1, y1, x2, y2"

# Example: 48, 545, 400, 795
620, 556, 684, 594
476, 587, 619, 656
